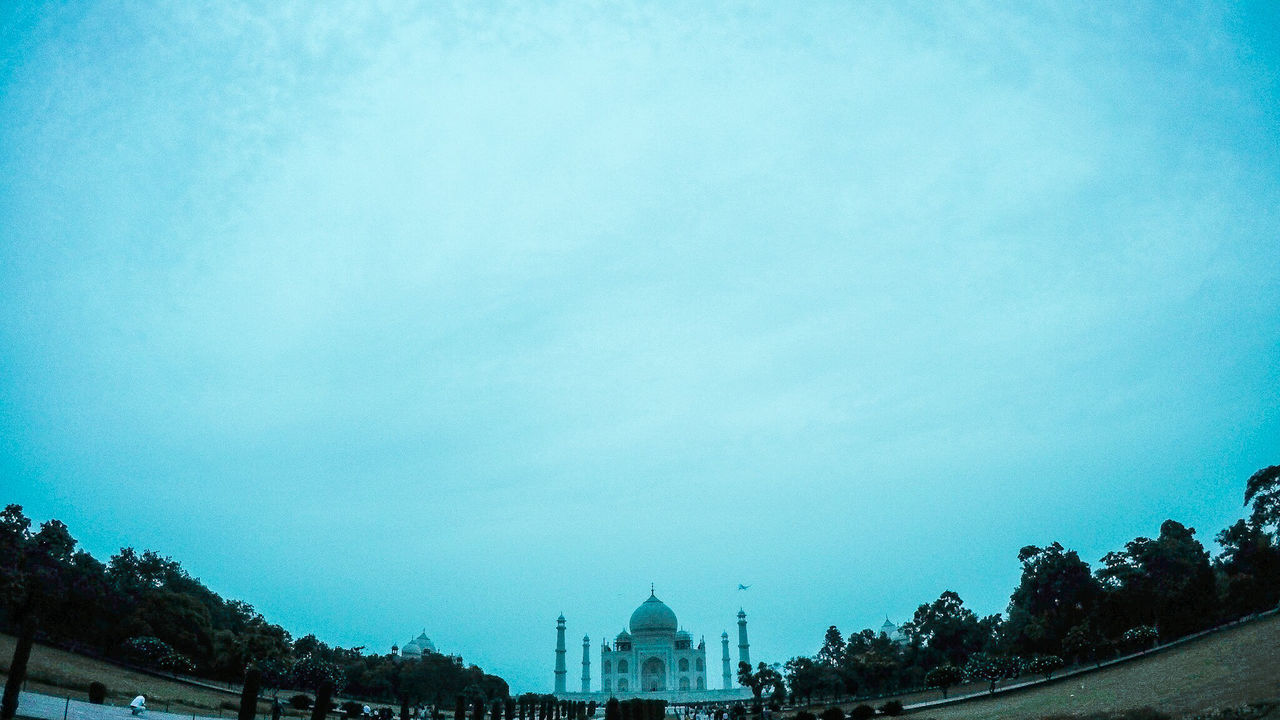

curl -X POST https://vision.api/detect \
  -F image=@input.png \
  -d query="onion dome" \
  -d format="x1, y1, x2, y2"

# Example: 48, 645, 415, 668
629, 592, 678, 634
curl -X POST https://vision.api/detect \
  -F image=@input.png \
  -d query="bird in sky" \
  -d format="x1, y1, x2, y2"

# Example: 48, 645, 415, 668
737, 584, 751, 590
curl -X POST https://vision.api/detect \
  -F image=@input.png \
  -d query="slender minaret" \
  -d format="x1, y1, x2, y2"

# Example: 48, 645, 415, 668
721, 631, 732, 689
554, 614, 567, 693
737, 609, 751, 668
581, 634, 591, 692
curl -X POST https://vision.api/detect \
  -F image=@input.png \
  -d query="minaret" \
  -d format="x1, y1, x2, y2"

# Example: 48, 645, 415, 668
554, 614, 567, 693
580, 634, 591, 692
721, 631, 732, 689
737, 609, 751, 668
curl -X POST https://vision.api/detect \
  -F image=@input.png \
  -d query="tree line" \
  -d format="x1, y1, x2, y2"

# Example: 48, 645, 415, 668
779, 465, 1280, 703
0, 506, 509, 719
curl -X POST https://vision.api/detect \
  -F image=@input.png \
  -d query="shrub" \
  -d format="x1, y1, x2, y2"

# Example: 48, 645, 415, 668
819, 708, 844, 720
730, 706, 747, 720
795, 712, 816, 720
1117, 710, 1172, 720
1025, 655, 1064, 680
293, 655, 347, 694
120, 636, 195, 673
1122, 626, 1158, 653
849, 707, 874, 720
291, 695, 314, 710
877, 701, 903, 717
963, 653, 1020, 693
924, 665, 962, 698
88, 682, 107, 704
341, 701, 363, 718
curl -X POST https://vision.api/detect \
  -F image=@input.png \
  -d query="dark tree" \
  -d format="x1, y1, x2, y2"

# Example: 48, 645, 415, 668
241, 667, 263, 720
901, 591, 985, 669
1, 508, 77, 720
1216, 519, 1280, 617
1097, 520, 1218, 641
312, 680, 335, 720
817, 627, 844, 667
1245, 465, 1280, 530
1004, 543, 1101, 656
782, 657, 820, 705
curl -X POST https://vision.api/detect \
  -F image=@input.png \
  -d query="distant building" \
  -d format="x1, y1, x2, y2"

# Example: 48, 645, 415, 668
554, 589, 753, 702
879, 618, 907, 646
399, 630, 437, 659
392, 632, 465, 667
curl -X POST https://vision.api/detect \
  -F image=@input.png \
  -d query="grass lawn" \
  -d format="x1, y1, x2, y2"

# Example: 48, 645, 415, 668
0, 635, 273, 717
909, 613, 1280, 719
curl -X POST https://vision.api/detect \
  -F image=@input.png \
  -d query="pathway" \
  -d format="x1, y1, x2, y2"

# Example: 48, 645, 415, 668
13, 692, 231, 720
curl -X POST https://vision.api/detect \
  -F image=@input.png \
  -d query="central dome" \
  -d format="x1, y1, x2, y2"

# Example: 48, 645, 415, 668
629, 592, 678, 634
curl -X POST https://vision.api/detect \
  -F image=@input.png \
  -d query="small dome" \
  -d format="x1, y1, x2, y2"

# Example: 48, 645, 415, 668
630, 593, 678, 634
675, 630, 692, 639
616, 629, 632, 640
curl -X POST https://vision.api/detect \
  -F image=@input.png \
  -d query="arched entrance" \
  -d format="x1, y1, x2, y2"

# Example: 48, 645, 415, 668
641, 657, 666, 691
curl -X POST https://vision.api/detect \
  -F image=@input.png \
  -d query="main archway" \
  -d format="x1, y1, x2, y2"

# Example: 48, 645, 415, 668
641, 657, 666, 691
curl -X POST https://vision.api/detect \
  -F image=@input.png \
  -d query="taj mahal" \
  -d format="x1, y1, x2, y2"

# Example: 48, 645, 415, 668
552, 590, 754, 702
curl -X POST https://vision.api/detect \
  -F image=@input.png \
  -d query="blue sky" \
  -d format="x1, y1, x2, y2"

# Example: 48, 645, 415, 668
2, 0, 1279, 694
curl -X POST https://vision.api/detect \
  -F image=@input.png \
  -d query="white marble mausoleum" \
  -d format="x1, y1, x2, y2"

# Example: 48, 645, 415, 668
553, 590, 754, 702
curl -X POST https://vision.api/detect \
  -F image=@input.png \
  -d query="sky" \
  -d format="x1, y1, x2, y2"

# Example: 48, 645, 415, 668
2, 0, 1279, 695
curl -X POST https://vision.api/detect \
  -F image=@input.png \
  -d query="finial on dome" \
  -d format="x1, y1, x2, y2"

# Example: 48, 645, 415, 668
650, 582, 655, 596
